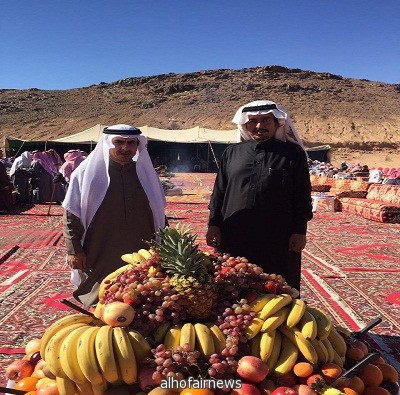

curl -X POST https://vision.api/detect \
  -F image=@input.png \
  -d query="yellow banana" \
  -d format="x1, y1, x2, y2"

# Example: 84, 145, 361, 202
138, 248, 153, 260
179, 323, 196, 351
259, 294, 292, 320
259, 330, 276, 362
245, 317, 265, 339
322, 338, 335, 362
44, 322, 90, 379
59, 325, 91, 383
248, 294, 276, 312
327, 326, 347, 357
126, 328, 152, 366
266, 330, 282, 374
299, 309, 318, 340
286, 298, 307, 328
76, 326, 105, 387
112, 327, 137, 384
332, 348, 345, 367
261, 307, 290, 333
249, 333, 261, 357
95, 325, 121, 384
75, 380, 95, 395
163, 324, 182, 350
205, 323, 226, 354
91, 381, 109, 395
310, 338, 329, 364
194, 323, 215, 358
56, 376, 77, 395
40, 313, 94, 358
150, 322, 172, 345
307, 306, 332, 340
278, 325, 318, 365
121, 253, 143, 265
273, 334, 299, 376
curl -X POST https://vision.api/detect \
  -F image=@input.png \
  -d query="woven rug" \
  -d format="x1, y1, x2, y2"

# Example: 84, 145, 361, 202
1, 175, 399, 379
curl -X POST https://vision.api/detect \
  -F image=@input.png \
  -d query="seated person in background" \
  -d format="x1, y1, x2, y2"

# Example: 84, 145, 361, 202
382, 170, 400, 185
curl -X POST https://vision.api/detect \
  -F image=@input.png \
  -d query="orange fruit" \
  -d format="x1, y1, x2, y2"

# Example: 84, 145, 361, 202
180, 389, 214, 395
348, 375, 365, 394
346, 347, 365, 362
293, 362, 314, 377
14, 376, 39, 391
362, 387, 391, 395
321, 362, 343, 379
377, 363, 399, 383
358, 363, 383, 387
341, 388, 359, 395
25, 392, 36, 395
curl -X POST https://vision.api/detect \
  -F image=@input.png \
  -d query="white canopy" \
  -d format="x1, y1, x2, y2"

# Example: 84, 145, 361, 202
53, 124, 239, 144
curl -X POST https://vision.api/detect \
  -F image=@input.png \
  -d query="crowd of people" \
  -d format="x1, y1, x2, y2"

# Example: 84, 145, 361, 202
308, 159, 400, 185
0, 148, 88, 213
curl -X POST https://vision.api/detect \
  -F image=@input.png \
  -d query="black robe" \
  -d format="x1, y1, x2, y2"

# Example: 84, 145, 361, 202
208, 137, 313, 290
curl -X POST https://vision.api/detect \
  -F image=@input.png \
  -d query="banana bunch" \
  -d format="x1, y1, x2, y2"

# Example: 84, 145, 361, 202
40, 313, 151, 394
160, 322, 226, 357
121, 248, 153, 265
247, 295, 348, 376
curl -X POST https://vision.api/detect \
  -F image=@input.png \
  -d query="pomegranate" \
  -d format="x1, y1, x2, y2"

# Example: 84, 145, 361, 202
101, 301, 135, 327
5, 359, 35, 381
232, 382, 262, 395
236, 356, 269, 383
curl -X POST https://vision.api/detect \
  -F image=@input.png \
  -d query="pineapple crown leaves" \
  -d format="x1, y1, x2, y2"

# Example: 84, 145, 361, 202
150, 225, 210, 277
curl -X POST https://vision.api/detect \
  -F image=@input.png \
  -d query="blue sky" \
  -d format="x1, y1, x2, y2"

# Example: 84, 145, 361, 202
1, 0, 399, 90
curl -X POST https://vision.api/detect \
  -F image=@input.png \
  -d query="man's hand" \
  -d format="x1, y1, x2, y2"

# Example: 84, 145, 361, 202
206, 226, 221, 248
289, 234, 307, 252
67, 252, 86, 269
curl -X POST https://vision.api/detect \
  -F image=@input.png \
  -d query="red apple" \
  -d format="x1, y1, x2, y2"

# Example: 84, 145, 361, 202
24, 337, 42, 355
270, 387, 297, 395
236, 356, 269, 383
293, 384, 318, 395
5, 359, 35, 381
231, 382, 262, 395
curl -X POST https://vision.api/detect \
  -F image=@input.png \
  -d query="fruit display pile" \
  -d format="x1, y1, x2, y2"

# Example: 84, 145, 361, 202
4, 226, 399, 395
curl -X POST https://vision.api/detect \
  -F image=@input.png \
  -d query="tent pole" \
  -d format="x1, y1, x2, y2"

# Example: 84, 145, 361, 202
208, 141, 219, 170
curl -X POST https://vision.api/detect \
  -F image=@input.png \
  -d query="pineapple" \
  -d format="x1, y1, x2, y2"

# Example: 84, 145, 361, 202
151, 225, 217, 321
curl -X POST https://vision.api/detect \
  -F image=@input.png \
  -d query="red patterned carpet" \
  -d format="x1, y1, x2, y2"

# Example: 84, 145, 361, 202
0, 173, 399, 380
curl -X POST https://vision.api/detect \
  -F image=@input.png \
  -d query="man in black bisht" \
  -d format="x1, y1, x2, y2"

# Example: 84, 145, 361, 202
206, 100, 313, 292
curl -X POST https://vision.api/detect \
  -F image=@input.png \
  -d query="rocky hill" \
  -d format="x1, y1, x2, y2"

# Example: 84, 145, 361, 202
1, 66, 399, 165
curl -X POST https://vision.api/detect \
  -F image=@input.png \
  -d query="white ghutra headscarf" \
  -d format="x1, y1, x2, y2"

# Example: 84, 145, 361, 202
62, 124, 166, 242
232, 100, 306, 152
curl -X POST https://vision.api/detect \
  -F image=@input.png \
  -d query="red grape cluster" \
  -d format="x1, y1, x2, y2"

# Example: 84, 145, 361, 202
100, 262, 186, 335
149, 343, 207, 381
213, 253, 294, 296
208, 353, 238, 379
